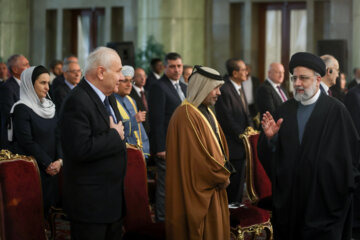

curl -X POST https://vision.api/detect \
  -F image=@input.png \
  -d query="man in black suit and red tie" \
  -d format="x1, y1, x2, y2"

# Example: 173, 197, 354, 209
129, 67, 150, 135
148, 52, 187, 222
59, 47, 127, 240
215, 58, 253, 204
256, 62, 289, 117
0, 54, 30, 149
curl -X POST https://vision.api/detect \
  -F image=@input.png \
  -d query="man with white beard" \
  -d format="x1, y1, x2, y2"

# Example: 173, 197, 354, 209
258, 52, 360, 240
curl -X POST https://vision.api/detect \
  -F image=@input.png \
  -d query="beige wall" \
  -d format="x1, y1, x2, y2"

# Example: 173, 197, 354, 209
0, 0, 30, 63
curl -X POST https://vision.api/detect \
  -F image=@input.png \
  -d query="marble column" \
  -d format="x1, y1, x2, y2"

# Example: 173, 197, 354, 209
353, 0, 360, 69
0, 0, 30, 62
137, 0, 205, 65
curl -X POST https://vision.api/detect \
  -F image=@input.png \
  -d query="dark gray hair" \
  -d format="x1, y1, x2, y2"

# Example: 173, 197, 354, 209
7, 54, 23, 74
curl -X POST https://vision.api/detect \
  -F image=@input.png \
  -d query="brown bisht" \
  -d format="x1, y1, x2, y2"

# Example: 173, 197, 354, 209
165, 100, 231, 240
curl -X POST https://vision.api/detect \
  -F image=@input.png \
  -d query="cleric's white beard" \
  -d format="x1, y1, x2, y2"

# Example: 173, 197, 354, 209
294, 79, 317, 102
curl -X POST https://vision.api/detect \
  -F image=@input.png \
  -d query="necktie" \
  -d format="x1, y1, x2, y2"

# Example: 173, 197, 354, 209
140, 91, 148, 111
277, 86, 287, 102
104, 97, 117, 123
239, 87, 249, 114
328, 89, 332, 96
175, 83, 185, 101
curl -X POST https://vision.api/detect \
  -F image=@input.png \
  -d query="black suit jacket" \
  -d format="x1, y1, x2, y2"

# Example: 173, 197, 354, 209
59, 78, 127, 223
148, 75, 187, 153
53, 80, 71, 114
49, 74, 65, 99
215, 80, 252, 160
347, 79, 358, 90
344, 84, 360, 135
256, 80, 289, 117
0, 77, 20, 149
145, 72, 159, 91
129, 88, 150, 134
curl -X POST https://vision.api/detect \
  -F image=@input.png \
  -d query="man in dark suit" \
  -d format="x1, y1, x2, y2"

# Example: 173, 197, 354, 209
148, 52, 187, 221
145, 58, 163, 91
344, 83, 360, 239
129, 67, 150, 134
0, 54, 29, 149
256, 62, 288, 117
53, 61, 81, 113
59, 47, 127, 240
319, 55, 339, 96
49, 55, 78, 99
215, 58, 253, 203
348, 67, 360, 90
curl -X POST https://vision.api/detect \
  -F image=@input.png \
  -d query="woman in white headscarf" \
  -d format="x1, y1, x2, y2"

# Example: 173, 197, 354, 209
9, 65, 62, 215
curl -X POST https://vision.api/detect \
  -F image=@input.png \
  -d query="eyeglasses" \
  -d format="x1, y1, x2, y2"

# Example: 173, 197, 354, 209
238, 68, 248, 72
67, 69, 82, 74
119, 79, 134, 84
290, 75, 316, 82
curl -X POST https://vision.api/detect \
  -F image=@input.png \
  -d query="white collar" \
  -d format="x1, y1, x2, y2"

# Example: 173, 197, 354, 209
320, 81, 329, 94
153, 72, 161, 79
229, 78, 242, 89
132, 84, 144, 96
85, 78, 106, 103
356, 78, 360, 84
300, 88, 321, 106
170, 79, 180, 86
64, 79, 76, 90
14, 77, 21, 86
266, 78, 281, 88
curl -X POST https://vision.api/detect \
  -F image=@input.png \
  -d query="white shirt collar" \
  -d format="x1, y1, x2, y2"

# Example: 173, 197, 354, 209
132, 84, 144, 97
64, 79, 76, 90
356, 78, 360, 84
85, 78, 106, 103
320, 81, 329, 95
300, 88, 321, 106
170, 79, 180, 86
229, 78, 242, 95
14, 77, 21, 86
153, 72, 161, 79
266, 78, 281, 88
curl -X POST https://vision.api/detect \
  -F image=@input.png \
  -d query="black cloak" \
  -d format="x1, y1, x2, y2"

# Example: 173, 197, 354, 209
259, 93, 360, 240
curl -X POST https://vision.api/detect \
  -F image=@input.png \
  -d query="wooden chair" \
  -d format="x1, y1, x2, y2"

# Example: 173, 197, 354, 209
241, 127, 272, 207
230, 203, 272, 240
0, 149, 47, 240
123, 144, 165, 240
229, 127, 273, 240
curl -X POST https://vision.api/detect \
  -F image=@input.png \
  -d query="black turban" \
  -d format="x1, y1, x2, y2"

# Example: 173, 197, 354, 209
32, 65, 49, 85
289, 52, 326, 77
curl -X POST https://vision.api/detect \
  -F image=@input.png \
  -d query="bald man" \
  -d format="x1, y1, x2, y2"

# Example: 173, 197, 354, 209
256, 62, 289, 117
320, 54, 340, 96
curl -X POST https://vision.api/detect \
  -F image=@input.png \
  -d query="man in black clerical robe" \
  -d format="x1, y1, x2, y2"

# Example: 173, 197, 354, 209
259, 52, 360, 240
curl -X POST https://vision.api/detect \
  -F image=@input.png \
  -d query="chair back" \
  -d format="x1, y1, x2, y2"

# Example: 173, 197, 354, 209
123, 144, 152, 232
241, 127, 272, 204
0, 150, 46, 240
